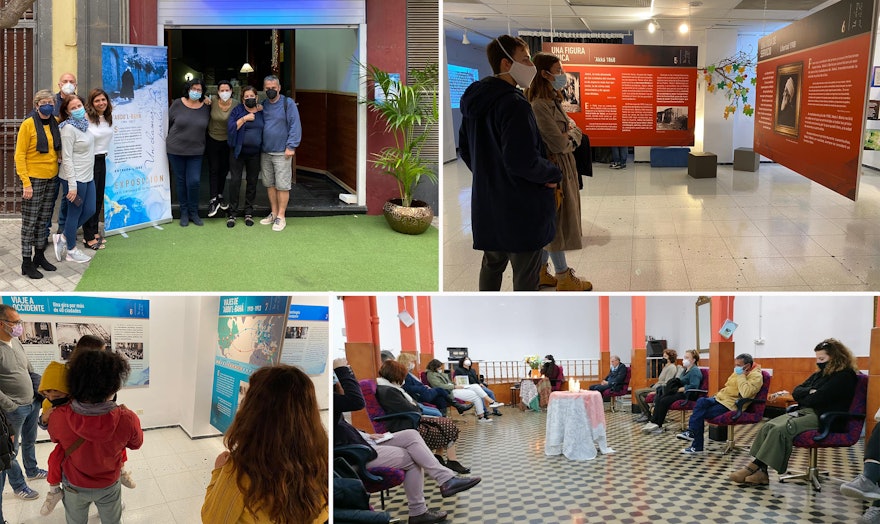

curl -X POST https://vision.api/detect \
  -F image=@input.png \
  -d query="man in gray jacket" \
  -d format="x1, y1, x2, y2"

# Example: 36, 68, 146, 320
0, 304, 46, 500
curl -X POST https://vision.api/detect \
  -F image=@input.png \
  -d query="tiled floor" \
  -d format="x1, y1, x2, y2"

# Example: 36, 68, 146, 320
380, 405, 867, 523
1, 427, 223, 524
443, 158, 880, 291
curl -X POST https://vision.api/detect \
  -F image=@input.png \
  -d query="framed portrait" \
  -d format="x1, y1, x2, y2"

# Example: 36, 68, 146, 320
774, 62, 803, 139
873, 66, 880, 87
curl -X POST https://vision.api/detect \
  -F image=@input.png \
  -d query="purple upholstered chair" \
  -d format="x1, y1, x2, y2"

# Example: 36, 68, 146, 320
706, 370, 772, 454
668, 367, 711, 431
335, 445, 406, 509
359, 379, 420, 434
779, 373, 868, 491
601, 366, 631, 413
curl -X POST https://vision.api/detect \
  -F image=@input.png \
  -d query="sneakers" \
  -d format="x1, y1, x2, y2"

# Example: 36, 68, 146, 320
492, 410, 503, 416
120, 469, 136, 489
15, 486, 39, 500
681, 446, 703, 455
635, 414, 650, 423
52, 234, 66, 262
539, 264, 557, 287
39, 488, 63, 515
647, 426, 664, 436
488, 402, 504, 408
841, 474, 880, 501
207, 197, 221, 217
477, 415, 493, 422
218, 197, 229, 211
65, 248, 91, 264
676, 430, 694, 441
227, 216, 236, 228
27, 469, 47, 480
610, 162, 622, 169
859, 506, 880, 524
259, 213, 275, 225
190, 214, 204, 226
272, 217, 286, 231
180, 214, 189, 227
245, 215, 254, 227
556, 268, 593, 291
641, 422, 659, 433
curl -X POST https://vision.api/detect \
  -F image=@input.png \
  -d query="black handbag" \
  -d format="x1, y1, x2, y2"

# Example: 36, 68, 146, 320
574, 133, 593, 189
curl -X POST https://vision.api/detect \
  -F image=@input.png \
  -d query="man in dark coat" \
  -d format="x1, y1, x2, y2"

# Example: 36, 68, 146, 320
459, 34, 561, 291
589, 355, 627, 393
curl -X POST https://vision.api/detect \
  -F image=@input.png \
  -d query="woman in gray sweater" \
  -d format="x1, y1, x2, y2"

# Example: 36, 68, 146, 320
167, 78, 210, 227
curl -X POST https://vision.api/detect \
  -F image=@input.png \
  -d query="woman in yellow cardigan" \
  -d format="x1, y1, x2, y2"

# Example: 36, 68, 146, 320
202, 365, 328, 523
14, 89, 61, 279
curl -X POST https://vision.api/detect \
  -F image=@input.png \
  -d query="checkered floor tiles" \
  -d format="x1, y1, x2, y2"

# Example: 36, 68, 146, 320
377, 405, 867, 523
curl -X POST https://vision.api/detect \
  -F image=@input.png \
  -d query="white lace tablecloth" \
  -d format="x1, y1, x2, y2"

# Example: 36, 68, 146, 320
545, 390, 614, 461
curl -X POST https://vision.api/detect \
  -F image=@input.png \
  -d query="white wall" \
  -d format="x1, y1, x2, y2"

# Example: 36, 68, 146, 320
295, 28, 360, 94
443, 36, 494, 156
609, 296, 632, 362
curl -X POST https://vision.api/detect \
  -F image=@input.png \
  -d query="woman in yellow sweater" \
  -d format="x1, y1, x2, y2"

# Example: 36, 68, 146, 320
202, 365, 328, 523
14, 89, 61, 279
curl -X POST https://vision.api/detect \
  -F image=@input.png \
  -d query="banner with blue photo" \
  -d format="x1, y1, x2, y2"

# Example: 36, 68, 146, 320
1, 296, 150, 387
210, 296, 291, 433
101, 43, 172, 235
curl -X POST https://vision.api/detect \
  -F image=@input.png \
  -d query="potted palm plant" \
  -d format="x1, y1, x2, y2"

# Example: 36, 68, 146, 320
363, 63, 438, 234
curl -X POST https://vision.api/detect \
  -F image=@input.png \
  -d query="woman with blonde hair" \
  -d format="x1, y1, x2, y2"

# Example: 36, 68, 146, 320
202, 365, 328, 523
527, 52, 591, 291
730, 338, 858, 486
642, 349, 702, 435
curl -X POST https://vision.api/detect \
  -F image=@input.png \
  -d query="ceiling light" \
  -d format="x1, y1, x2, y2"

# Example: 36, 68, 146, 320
240, 63, 254, 73
679, 21, 689, 34
648, 21, 657, 33
462, 31, 471, 45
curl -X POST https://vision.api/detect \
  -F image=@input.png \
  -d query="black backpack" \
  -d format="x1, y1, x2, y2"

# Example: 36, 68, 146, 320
0, 410, 14, 471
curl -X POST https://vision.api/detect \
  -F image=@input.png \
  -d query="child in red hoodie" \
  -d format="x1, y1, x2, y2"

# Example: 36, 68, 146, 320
47, 349, 143, 523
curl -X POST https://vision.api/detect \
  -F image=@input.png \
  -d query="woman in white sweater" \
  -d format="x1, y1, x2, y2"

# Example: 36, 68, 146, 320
53, 96, 95, 264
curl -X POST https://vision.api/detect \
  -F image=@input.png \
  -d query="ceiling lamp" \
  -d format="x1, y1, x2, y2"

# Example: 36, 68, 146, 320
240, 29, 253, 74
462, 31, 471, 45
240, 63, 254, 73
679, 21, 689, 34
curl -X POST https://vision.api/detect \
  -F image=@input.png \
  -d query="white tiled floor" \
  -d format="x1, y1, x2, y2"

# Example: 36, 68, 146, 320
443, 158, 880, 291
1, 427, 223, 524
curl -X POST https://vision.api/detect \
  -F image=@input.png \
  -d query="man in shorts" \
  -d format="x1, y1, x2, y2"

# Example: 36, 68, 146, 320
259, 75, 302, 232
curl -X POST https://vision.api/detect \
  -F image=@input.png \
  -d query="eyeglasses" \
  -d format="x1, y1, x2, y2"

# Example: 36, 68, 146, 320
0, 319, 21, 326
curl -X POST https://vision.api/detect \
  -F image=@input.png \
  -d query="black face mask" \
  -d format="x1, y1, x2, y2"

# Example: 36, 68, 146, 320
50, 397, 70, 407
817, 361, 827, 371
244, 98, 257, 108
265, 88, 278, 100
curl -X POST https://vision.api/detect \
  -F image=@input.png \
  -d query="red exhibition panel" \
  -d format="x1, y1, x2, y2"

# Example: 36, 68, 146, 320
754, 0, 876, 201
543, 42, 697, 147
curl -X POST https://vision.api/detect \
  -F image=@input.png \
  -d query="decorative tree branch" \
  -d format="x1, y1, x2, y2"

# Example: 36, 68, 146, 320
0, 0, 35, 30
698, 50, 758, 119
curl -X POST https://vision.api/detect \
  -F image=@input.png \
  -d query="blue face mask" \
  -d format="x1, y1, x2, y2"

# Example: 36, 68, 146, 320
71, 107, 86, 120
550, 73, 567, 90
38, 104, 54, 117
734, 365, 744, 375
188, 90, 202, 101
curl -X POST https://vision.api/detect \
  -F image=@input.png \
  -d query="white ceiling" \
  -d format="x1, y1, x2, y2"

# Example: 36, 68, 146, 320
445, 0, 837, 47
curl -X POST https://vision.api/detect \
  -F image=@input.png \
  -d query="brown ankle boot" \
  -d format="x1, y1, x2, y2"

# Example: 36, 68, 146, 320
730, 463, 759, 483
556, 268, 592, 291
539, 264, 557, 287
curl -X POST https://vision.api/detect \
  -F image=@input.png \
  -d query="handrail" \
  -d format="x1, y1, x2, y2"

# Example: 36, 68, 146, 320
475, 359, 602, 383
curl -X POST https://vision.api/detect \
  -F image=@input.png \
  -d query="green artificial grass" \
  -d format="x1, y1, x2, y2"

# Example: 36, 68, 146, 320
75, 215, 438, 291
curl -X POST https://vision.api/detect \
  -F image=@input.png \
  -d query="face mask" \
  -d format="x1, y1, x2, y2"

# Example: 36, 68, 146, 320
50, 397, 70, 407
61, 83, 76, 95
332, 372, 339, 385
734, 365, 744, 375
408, 363, 415, 371
244, 98, 257, 108
550, 73, 567, 90
463, 360, 471, 367
4, 322, 23, 338
70, 107, 86, 120
266, 88, 279, 100
495, 39, 537, 89
817, 361, 827, 370
188, 91, 202, 101
218, 91, 232, 102
38, 104, 54, 117
682, 359, 692, 367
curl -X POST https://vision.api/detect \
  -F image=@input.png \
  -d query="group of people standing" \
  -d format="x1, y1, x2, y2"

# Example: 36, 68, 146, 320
459, 34, 592, 292
14, 73, 114, 279
165, 75, 301, 230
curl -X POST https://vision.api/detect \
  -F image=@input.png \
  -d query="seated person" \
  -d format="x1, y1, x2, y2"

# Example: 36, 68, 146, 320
730, 339, 858, 485
589, 355, 627, 394
376, 360, 470, 474
642, 349, 701, 435
334, 359, 481, 524
634, 349, 680, 423
840, 405, 880, 524
454, 357, 504, 416
396, 353, 470, 416
679, 353, 763, 455
541, 355, 565, 391
427, 359, 499, 422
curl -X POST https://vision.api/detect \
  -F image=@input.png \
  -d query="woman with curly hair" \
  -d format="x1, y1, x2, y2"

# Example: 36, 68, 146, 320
201, 364, 328, 523
47, 348, 142, 523
729, 338, 858, 486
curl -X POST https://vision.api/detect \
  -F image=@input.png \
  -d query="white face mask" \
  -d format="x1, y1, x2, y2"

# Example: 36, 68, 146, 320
407, 363, 415, 371
218, 91, 232, 102
495, 39, 537, 89
682, 358, 692, 367
61, 82, 76, 95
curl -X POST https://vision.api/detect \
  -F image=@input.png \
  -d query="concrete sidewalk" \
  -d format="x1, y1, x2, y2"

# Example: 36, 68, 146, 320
0, 219, 88, 291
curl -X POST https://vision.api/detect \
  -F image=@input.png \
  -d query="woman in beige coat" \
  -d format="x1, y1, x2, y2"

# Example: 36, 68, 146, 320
527, 52, 591, 291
